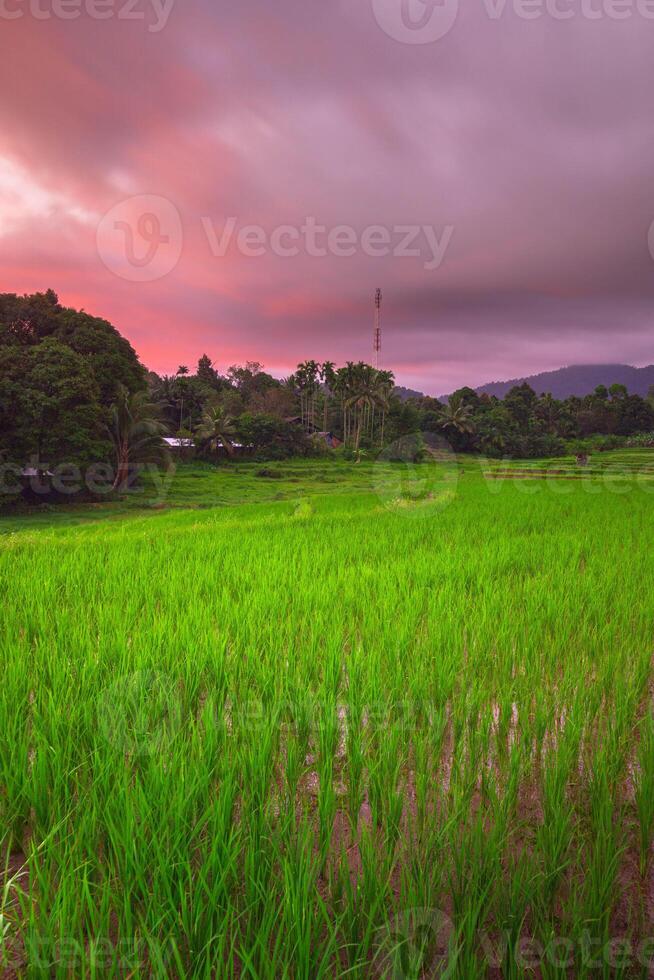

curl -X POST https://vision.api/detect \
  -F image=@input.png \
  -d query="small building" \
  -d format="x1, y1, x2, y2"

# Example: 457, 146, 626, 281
15, 467, 55, 500
20, 467, 55, 479
163, 437, 195, 450
314, 431, 342, 449
163, 437, 195, 460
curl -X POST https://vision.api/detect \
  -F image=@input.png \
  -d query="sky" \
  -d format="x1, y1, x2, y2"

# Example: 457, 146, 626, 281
1, 0, 654, 395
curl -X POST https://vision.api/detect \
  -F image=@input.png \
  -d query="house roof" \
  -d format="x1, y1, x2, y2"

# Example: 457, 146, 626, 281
163, 437, 195, 448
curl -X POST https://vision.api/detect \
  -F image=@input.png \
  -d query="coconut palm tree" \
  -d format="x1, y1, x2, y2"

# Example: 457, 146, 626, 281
438, 394, 476, 437
196, 405, 237, 456
109, 385, 169, 490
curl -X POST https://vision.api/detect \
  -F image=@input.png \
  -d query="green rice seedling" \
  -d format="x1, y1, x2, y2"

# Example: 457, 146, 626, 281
332, 841, 385, 977
3, 453, 654, 975
0, 679, 32, 855
316, 698, 339, 874
344, 699, 365, 835
535, 747, 576, 916
633, 708, 654, 880
448, 804, 506, 975
571, 750, 625, 971
367, 720, 405, 848
492, 854, 537, 980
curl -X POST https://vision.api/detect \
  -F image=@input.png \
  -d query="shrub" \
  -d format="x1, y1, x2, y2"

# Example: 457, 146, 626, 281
625, 432, 654, 448
236, 414, 313, 460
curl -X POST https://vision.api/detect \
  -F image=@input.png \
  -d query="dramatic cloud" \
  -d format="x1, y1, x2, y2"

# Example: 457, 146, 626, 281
1, 0, 654, 393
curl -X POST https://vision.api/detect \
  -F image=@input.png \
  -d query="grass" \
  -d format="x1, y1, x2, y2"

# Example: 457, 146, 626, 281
2, 451, 654, 976
0, 460, 383, 530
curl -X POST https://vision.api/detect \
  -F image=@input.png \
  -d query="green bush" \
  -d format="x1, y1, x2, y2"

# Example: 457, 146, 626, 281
625, 432, 654, 448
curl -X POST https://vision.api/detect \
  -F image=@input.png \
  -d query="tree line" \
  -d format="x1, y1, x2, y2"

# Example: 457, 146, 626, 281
142, 356, 654, 461
3, 292, 654, 500
149, 358, 399, 456
423, 383, 654, 457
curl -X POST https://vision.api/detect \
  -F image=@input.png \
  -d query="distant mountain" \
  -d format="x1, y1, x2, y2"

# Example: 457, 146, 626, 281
473, 364, 654, 401
394, 385, 425, 401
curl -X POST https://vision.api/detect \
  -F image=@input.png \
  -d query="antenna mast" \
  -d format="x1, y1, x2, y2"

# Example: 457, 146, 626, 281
373, 288, 382, 369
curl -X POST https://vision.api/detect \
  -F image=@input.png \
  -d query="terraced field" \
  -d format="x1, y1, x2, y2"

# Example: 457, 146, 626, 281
481, 448, 654, 481
2, 452, 654, 976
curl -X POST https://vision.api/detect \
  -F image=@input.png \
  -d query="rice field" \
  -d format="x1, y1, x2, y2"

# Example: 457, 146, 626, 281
2, 451, 654, 977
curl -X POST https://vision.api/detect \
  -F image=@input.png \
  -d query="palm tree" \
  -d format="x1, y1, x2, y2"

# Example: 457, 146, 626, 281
320, 361, 337, 431
333, 362, 394, 448
109, 385, 170, 490
375, 369, 394, 446
293, 360, 321, 430
196, 405, 237, 456
438, 395, 475, 437
334, 361, 358, 444
346, 372, 390, 450
536, 393, 561, 434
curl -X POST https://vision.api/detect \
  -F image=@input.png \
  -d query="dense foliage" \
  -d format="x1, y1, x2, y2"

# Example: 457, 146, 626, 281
3, 291, 654, 490
153, 362, 654, 461
149, 358, 405, 458
413, 382, 654, 457
0, 291, 145, 469
0, 338, 108, 467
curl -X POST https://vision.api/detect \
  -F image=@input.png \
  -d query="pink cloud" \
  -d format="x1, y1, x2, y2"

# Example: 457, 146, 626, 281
1, 1, 654, 394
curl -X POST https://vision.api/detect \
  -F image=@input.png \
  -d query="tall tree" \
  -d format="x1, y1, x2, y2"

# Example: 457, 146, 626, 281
196, 405, 237, 456
197, 354, 222, 390
0, 290, 146, 406
345, 366, 391, 450
320, 360, 337, 431
438, 393, 476, 438
109, 386, 169, 490
0, 338, 108, 467
292, 360, 321, 430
